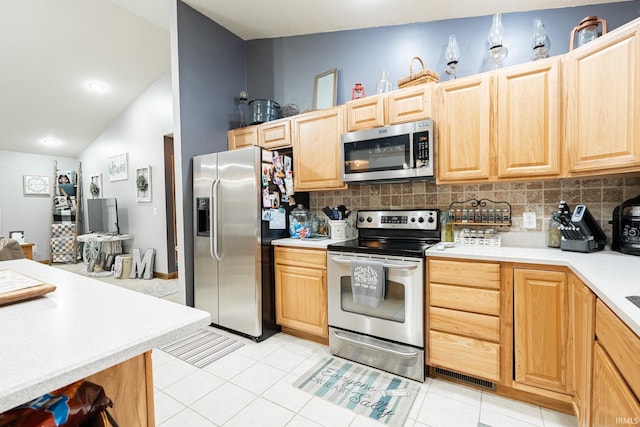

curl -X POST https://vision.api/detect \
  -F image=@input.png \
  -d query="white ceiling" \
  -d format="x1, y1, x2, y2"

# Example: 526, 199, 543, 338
1, 0, 628, 157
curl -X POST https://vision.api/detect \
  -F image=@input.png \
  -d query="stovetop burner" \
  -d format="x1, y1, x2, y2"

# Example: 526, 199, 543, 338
328, 209, 441, 257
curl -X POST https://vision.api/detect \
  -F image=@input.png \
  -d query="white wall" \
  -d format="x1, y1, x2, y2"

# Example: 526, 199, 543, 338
0, 152, 77, 260
79, 71, 173, 273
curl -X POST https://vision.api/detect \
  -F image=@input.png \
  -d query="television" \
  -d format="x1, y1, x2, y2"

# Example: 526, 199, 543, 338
87, 198, 120, 234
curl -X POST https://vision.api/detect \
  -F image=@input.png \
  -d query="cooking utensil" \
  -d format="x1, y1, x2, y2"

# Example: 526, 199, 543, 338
336, 205, 352, 219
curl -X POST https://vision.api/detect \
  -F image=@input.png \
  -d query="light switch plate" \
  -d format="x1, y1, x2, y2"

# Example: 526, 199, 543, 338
523, 212, 537, 229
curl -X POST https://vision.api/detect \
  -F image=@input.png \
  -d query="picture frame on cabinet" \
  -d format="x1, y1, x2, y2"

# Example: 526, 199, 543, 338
9, 231, 24, 244
23, 175, 50, 196
135, 166, 151, 203
108, 153, 128, 181
313, 68, 337, 110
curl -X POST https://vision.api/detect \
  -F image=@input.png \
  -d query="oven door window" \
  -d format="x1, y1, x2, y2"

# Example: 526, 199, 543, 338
343, 135, 410, 174
339, 275, 405, 322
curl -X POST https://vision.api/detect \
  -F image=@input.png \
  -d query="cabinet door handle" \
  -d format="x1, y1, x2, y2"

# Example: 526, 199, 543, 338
211, 179, 222, 261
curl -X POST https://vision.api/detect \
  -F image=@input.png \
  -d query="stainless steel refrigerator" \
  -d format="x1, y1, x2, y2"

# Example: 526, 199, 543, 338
193, 146, 304, 341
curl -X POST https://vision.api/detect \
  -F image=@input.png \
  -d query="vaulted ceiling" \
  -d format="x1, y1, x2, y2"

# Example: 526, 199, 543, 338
1, 0, 628, 157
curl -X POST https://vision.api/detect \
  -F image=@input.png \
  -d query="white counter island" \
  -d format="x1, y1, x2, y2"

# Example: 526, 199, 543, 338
0, 259, 210, 424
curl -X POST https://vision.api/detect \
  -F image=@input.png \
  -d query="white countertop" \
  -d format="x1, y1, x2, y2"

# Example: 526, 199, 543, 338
426, 244, 640, 337
272, 237, 352, 248
0, 259, 210, 413
274, 237, 640, 336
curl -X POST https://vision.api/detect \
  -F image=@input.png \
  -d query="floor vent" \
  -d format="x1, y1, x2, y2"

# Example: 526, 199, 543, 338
432, 367, 496, 391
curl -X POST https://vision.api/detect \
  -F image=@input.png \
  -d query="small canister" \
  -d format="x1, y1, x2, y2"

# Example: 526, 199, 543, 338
290, 204, 312, 238
330, 220, 348, 240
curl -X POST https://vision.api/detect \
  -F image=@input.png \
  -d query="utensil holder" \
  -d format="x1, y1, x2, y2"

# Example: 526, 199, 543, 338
330, 220, 347, 240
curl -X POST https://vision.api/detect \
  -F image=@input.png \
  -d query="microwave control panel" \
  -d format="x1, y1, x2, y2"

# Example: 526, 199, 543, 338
413, 130, 430, 167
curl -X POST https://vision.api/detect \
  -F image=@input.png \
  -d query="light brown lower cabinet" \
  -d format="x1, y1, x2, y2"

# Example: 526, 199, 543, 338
592, 299, 640, 425
425, 258, 640, 425
427, 258, 502, 383
85, 351, 155, 426
569, 274, 595, 427
513, 268, 571, 394
592, 343, 640, 425
274, 246, 328, 341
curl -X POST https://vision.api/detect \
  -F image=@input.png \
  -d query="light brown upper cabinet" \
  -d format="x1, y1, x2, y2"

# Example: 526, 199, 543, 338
346, 84, 433, 132
436, 73, 492, 182
436, 57, 562, 183
346, 95, 385, 131
258, 117, 292, 149
387, 84, 433, 125
293, 106, 348, 191
495, 57, 562, 179
227, 126, 258, 150
564, 19, 640, 176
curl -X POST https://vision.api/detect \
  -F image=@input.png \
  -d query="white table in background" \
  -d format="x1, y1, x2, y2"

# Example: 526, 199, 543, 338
76, 233, 133, 263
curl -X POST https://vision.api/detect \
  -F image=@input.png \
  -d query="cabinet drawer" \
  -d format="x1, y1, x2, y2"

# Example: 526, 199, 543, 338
275, 246, 326, 269
429, 259, 500, 289
596, 299, 640, 401
430, 283, 500, 315
429, 330, 500, 382
429, 306, 500, 342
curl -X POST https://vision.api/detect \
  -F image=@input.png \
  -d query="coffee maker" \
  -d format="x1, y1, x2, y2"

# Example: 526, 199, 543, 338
611, 195, 640, 256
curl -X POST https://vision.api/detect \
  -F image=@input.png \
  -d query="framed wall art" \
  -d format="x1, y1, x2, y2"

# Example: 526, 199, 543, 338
9, 231, 24, 243
108, 153, 128, 182
90, 174, 102, 198
313, 68, 337, 110
135, 165, 151, 202
23, 175, 50, 195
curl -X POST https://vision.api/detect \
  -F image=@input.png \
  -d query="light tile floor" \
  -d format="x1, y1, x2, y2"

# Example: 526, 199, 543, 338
152, 327, 579, 427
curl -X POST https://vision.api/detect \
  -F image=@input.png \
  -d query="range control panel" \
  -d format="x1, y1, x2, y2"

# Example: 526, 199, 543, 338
356, 209, 439, 230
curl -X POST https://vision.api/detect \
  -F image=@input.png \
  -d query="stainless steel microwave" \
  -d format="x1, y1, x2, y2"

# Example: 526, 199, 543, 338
341, 119, 434, 184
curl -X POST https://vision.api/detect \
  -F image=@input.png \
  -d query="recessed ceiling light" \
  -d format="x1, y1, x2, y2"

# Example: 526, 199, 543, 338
41, 137, 60, 146
87, 81, 107, 93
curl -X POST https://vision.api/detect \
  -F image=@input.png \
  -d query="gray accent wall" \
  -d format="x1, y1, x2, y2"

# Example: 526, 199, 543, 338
175, 0, 246, 306
246, 1, 640, 111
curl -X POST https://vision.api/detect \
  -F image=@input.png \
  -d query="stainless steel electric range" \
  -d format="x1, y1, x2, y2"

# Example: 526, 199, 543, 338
326, 209, 440, 382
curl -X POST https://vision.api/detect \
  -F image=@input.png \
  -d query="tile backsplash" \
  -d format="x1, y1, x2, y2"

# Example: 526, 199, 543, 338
309, 174, 640, 237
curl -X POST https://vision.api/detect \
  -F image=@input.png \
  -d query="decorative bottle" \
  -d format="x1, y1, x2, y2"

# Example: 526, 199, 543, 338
375, 71, 392, 94
235, 91, 249, 127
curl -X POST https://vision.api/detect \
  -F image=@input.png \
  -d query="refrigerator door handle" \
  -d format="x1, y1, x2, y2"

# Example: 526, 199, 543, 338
211, 179, 222, 261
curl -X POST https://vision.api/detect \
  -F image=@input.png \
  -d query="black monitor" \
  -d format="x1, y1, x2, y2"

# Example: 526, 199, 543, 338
87, 198, 120, 234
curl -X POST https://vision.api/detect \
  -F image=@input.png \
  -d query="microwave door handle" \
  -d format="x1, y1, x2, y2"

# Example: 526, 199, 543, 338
328, 255, 417, 270
210, 179, 222, 261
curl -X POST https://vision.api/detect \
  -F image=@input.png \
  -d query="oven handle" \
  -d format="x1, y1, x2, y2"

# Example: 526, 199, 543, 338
332, 330, 419, 358
328, 256, 418, 270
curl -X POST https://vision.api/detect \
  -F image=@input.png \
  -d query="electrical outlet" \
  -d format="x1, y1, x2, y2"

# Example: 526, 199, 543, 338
523, 212, 537, 229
